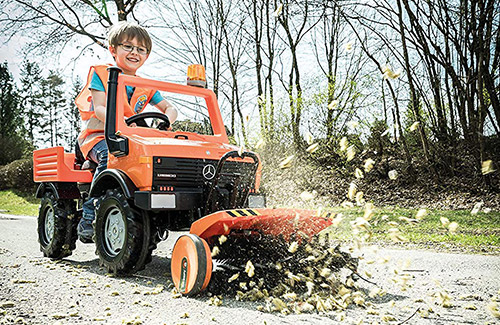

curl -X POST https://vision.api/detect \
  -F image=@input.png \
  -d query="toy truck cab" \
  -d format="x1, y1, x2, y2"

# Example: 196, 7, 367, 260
33, 65, 264, 274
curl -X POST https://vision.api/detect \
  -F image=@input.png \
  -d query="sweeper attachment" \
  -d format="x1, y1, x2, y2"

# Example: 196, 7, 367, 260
170, 208, 343, 296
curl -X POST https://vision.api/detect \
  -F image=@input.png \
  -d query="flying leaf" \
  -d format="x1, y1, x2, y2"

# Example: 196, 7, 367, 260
328, 100, 339, 110
279, 155, 294, 169
273, 3, 283, 17
211, 246, 220, 257
448, 222, 459, 233
219, 235, 227, 245
347, 121, 359, 129
228, 273, 240, 283
305, 132, 314, 145
415, 208, 427, 220
255, 138, 265, 149
354, 168, 364, 179
388, 170, 398, 180
306, 143, 319, 153
332, 213, 343, 227
341, 201, 355, 208
382, 64, 402, 79
339, 137, 348, 151
344, 42, 353, 52
245, 260, 255, 277
440, 217, 450, 227
288, 241, 299, 253
481, 160, 495, 175
471, 202, 483, 214
355, 191, 365, 206
346, 145, 356, 161
364, 203, 374, 220
300, 190, 316, 201
364, 158, 375, 173
409, 121, 420, 131
348, 182, 357, 200
487, 300, 500, 318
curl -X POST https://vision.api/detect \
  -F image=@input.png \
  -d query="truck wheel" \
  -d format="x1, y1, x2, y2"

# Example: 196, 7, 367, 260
94, 189, 151, 274
38, 193, 77, 259
171, 234, 212, 296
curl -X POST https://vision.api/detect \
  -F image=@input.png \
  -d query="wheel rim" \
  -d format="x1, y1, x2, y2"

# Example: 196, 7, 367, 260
104, 207, 126, 256
44, 206, 55, 243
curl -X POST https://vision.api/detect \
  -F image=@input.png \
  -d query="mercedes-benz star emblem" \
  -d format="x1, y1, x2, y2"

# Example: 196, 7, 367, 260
202, 164, 216, 180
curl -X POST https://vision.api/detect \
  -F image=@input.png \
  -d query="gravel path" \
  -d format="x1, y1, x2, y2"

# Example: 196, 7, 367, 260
0, 213, 499, 325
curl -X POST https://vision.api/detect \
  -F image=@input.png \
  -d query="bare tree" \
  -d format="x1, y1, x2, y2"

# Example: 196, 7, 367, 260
0, 0, 144, 57
275, 0, 324, 147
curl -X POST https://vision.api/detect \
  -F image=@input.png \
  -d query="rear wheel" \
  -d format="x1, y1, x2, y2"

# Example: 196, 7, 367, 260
37, 193, 77, 259
94, 189, 152, 274
171, 234, 212, 296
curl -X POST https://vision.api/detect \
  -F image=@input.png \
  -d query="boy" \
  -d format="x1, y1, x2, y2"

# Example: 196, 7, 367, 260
75, 22, 178, 242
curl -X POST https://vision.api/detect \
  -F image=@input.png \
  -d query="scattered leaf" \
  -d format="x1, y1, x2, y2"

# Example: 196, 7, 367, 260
328, 100, 339, 110
288, 241, 299, 253
245, 261, 255, 277
448, 222, 459, 233
346, 146, 356, 161
481, 160, 495, 175
415, 208, 428, 220
339, 137, 348, 151
279, 155, 295, 169
306, 143, 319, 153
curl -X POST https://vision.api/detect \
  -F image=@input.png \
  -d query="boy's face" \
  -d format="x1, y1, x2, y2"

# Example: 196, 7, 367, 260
109, 37, 149, 75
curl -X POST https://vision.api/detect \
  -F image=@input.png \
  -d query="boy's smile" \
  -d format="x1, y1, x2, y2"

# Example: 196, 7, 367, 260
109, 37, 149, 75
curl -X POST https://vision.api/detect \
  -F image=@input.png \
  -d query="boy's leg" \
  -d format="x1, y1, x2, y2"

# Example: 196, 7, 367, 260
78, 140, 108, 242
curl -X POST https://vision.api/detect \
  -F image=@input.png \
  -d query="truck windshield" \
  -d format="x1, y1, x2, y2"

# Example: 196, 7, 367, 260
145, 91, 214, 136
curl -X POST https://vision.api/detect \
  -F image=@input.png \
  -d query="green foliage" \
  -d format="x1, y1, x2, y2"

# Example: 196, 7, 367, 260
366, 119, 393, 156
0, 62, 21, 138
20, 60, 44, 145
39, 70, 66, 147
0, 134, 33, 165
0, 159, 35, 193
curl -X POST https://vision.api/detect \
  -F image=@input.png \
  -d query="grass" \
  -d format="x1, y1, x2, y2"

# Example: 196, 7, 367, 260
0, 190, 498, 253
0, 190, 39, 216
322, 205, 500, 253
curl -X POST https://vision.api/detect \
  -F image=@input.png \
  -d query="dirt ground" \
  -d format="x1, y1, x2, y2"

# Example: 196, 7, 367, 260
0, 213, 499, 325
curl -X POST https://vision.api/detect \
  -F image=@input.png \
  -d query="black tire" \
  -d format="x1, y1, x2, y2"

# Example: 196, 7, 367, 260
94, 189, 152, 274
37, 192, 77, 259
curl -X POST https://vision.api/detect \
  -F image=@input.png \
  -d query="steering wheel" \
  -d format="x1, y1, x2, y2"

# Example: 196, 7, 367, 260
125, 112, 170, 131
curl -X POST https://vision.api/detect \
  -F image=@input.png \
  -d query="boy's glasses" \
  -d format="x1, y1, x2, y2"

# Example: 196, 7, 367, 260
118, 43, 148, 55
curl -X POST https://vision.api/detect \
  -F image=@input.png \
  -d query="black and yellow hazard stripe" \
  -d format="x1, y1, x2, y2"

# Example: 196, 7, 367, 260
226, 209, 260, 217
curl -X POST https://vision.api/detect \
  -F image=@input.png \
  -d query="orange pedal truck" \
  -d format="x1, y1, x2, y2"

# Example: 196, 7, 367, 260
33, 66, 334, 296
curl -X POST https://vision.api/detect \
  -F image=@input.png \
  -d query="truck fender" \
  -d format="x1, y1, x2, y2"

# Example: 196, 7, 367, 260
89, 169, 137, 199
35, 182, 81, 199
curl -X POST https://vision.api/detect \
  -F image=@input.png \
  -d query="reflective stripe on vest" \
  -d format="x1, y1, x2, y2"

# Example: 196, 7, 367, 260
75, 64, 157, 157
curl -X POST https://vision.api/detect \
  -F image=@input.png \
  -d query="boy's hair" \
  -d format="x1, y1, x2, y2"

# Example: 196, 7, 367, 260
108, 21, 152, 53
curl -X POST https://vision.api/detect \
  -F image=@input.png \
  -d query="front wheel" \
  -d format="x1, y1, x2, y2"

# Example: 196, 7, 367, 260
94, 189, 152, 274
37, 193, 77, 259
171, 234, 212, 296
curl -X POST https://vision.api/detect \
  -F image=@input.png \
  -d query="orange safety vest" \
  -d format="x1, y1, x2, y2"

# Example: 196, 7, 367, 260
75, 64, 156, 157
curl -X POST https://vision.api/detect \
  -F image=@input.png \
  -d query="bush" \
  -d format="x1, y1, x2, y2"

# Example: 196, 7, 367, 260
1, 159, 36, 193
0, 134, 33, 165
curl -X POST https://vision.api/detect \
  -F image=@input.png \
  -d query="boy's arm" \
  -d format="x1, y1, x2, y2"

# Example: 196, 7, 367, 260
91, 89, 107, 122
155, 99, 178, 124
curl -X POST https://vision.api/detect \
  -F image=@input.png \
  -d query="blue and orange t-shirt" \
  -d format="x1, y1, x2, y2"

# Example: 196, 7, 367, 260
89, 72, 164, 113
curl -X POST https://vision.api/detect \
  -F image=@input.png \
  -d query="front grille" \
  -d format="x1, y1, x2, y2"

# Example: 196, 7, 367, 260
152, 157, 256, 190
